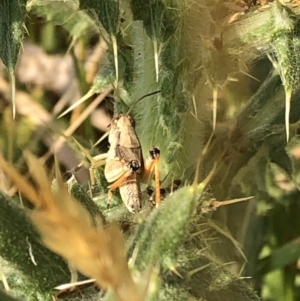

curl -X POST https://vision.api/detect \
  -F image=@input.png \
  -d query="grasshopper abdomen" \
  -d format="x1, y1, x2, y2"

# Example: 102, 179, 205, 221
119, 173, 142, 213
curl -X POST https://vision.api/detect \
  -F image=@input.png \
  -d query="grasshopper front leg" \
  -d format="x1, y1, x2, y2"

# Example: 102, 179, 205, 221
89, 153, 108, 188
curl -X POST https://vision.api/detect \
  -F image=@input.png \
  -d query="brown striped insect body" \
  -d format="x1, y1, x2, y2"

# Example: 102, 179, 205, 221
91, 91, 161, 213
104, 114, 144, 213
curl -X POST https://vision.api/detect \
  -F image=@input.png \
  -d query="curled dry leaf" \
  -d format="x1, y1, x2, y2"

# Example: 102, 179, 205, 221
0, 152, 142, 301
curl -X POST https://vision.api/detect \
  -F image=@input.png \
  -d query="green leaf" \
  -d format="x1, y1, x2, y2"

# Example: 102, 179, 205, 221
269, 3, 300, 141
79, 0, 119, 35
129, 184, 203, 271
79, 0, 120, 81
0, 192, 69, 296
27, 0, 98, 40
0, 290, 22, 301
0, 0, 27, 118
258, 239, 300, 274
130, 0, 178, 42
0, 0, 26, 72
68, 179, 106, 225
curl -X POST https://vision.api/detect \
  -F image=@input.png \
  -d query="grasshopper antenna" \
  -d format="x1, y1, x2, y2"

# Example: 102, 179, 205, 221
93, 90, 161, 147
127, 90, 161, 114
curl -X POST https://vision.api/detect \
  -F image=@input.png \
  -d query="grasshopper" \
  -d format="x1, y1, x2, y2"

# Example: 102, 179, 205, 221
103, 114, 160, 213
89, 91, 161, 213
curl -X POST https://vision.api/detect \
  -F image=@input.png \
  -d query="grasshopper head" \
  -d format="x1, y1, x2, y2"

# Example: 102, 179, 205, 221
111, 114, 135, 128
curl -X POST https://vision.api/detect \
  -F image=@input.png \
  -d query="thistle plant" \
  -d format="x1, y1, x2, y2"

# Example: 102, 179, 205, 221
0, 0, 27, 118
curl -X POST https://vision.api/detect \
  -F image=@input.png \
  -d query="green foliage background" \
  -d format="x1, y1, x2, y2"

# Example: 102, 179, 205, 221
1, 0, 300, 301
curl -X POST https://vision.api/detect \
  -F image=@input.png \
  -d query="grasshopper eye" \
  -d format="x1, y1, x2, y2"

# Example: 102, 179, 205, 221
111, 115, 120, 125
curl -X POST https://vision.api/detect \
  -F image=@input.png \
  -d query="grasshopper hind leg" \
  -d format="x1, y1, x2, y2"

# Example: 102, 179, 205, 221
150, 146, 161, 207
142, 146, 161, 207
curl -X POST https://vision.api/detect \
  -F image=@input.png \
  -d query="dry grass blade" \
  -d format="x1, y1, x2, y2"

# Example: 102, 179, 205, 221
23, 151, 53, 209
201, 196, 254, 213
0, 152, 142, 301
55, 279, 96, 291
41, 86, 113, 164
0, 153, 40, 206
